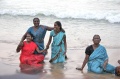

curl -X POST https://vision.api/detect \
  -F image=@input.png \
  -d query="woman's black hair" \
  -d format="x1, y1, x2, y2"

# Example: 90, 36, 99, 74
25, 33, 33, 39
55, 21, 65, 33
33, 17, 40, 22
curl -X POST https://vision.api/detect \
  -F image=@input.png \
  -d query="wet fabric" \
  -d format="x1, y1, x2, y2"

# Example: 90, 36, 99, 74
27, 25, 47, 55
85, 45, 94, 56
87, 45, 115, 74
19, 64, 43, 74
50, 30, 65, 63
20, 41, 44, 67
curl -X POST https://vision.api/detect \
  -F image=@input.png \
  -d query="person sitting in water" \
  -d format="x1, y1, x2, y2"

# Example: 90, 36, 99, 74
16, 33, 46, 67
76, 34, 115, 74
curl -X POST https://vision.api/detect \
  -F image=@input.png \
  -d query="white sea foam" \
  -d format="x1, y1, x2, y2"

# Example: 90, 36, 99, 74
0, 0, 120, 23
0, 9, 120, 23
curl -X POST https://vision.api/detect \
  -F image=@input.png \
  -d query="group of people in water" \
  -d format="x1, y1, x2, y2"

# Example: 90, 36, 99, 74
16, 17, 120, 76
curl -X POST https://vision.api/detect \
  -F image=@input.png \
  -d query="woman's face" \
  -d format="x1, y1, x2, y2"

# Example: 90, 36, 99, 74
93, 35, 101, 44
26, 34, 32, 42
33, 18, 40, 27
54, 23, 60, 31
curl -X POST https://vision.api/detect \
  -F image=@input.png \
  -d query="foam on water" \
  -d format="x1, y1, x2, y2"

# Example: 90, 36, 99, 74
0, 0, 120, 23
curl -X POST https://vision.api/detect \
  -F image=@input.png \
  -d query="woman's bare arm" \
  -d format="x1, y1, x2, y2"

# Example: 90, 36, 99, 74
103, 59, 108, 70
46, 26, 54, 31
76, 54, 89, 71
46, 36, 52, 50
63, 35, 67, 55
19, 32, 27, 45
36, 47, 44, 53
16, 42, 24, 52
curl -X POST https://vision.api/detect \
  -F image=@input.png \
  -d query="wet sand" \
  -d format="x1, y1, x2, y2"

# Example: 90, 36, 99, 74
0, 42, 120, 79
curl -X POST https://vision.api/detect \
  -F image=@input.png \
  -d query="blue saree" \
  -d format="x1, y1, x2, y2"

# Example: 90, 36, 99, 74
27, 25, 47, 55
87, 45, 115, 74
50, 30, 65, 63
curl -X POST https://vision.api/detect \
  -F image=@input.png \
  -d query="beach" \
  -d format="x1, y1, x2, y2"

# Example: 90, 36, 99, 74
0, 42, 120, 79
0, 0, 120, 79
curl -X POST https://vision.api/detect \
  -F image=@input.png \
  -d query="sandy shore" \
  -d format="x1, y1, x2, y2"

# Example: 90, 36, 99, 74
0, 42, 120, 79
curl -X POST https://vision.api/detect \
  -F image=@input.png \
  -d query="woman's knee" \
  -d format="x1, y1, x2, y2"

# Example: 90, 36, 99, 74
91, 67, 103, 74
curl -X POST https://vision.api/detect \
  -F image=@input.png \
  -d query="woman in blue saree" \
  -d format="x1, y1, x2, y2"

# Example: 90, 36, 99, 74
76, 35, 115, 74
46, 21, 67, 63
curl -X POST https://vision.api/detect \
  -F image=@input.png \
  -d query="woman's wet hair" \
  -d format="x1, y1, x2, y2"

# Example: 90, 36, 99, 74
93, 34, 101, 39
33, 18, 40, 22
25, 33, 33, 39
55, 21, 65, 33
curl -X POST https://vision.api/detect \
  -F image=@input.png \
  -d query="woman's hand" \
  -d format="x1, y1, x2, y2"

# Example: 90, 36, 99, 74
19, 42, 24, 47
45, 45, 49, 50
42, 49, 48, 54
103, 59, 108, 70
76, 67, 83, 73
63, 51, 66, 55
16, 42, 23, 52
76, 67, 83, 71
38, 50, 44, 53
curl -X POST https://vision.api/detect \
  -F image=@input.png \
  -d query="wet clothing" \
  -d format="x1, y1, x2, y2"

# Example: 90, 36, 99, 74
49, 30, 66, 63
27, 25, 47, 55
20, 41, 44, 67
85, 45, 94, 56
86, 45, 115, 74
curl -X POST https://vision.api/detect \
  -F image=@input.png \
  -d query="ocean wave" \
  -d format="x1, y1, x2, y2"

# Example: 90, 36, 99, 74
0, 9, 120, 23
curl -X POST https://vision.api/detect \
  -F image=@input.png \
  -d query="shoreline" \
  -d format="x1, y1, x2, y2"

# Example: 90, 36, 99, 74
0, 42, 120, 79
